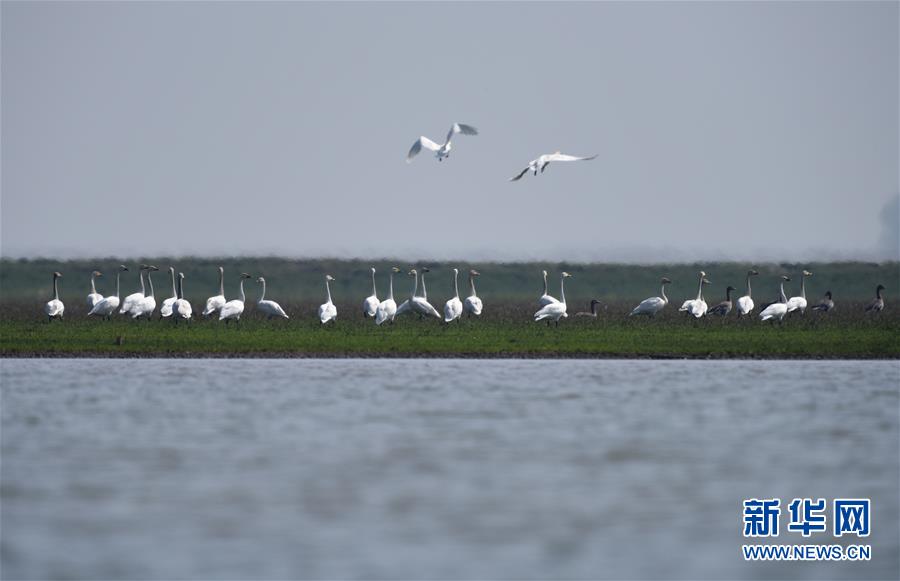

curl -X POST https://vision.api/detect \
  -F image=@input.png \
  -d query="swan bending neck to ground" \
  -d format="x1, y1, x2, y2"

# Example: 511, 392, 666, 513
534, 272, 571, 326
88, 265, 128, 319
363, 267, 379, 317
630, 277, 671, 318
464, 270, 483, 317
87, 270, 103, 308
406, 122, 478, 163
539, 270, 559, 306
173, 272, 193, 324
219, 273, 251, 323
759, 276, 791, 322
375, 267, 401, 325
575, 299, 602, 317
736, 269, 759, 317
786, 270, 812, 314
256, 277, 289, 319
203, 266, 227, 316
44, 272, 64, 322
443, 268, 463, 323
319, 275, 338, 324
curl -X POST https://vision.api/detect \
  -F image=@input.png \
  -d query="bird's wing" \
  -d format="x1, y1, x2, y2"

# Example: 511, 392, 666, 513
546, 153, 598, 162
509, 166, 530, 182
407, 136, 440, 162
446, 123, 478, 143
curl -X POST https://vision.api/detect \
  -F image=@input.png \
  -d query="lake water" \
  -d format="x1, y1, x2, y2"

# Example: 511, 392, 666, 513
1, 359, 898, 580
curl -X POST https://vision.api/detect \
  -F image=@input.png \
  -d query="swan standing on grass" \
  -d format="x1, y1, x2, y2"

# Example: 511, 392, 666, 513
375, 267, 401, 325
509, 152, 598, 181
88, 265, 128, 319
407, 123, 478, 163
630, 277, 671, 317
759, 275, 791, 322
736, 270, 759, 317
131, 266, 159, 320
865, 284, 885, 314
464, 270, 483, 317
203, 266, 227, 317
443, 268, 463, 323
708, 286, 736, 317
786, 270, 812, 314
86, 271, 103, 309
679, 271, 710, 318
219, 273, 252, 324
539, 270, 559, 306
256, 277, 289, 319
44, 272, 64, 322
172, 272, 193, 324
319, 275, 338, 324
363, 267, 379, 318
811, 291, 834, 313
534, 272, 571, 326
410, 269, 441, 319
120, 265, 148, 315
160, 267, 177, 319
575, 299, 602, 317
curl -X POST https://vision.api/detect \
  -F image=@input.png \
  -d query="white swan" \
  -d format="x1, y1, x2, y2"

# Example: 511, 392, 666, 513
786, 270, 812, 314
443, 268, 463, 323
88, 265, 128, 319
203, 266, 226, 316
172, 272, 193, 324
43, 272, 64, 322
256, 277, 289, 319
534, 272, 571, 325
86, 270, 103, 309
131, 266, 159, 319
411, 268, 441, 319
539, 270, 559, 306
363, 267, 379, 318
119, 265, 148, 314
679, 271, 710, 318
464, 269, 483, 317
219, 273, 251, 323
759, 275, 791, 322
406, 122, 478, 163
375, 267, 401, 325
736, 269, 759, 317
509, 152, 598, 181
159, 267, 177, 319
319, 275, 338, 324
630, 277, 671, 317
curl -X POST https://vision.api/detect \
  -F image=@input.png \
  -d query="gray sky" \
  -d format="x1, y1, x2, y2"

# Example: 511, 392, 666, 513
2, 1, 898, 262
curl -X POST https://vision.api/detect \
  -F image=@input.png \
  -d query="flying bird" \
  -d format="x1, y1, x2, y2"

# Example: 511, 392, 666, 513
406, 123, 478, 163
509, 152, 597, 181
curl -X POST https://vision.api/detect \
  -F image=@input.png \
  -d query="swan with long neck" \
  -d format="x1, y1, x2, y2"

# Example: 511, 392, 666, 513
131, 266, 160, 319
410, 269, 441, 319
708, 286, 736, 317
539, 270, 559, 306
463, 270, 483, 317
120, 265, 148, 314
319, 275, 338, 324
159, 267, 177, 318
203, 267, 227, 316
43, 272, 64, 322
786, 270, 812, 314
256, 277, 289, 319
88, 265, 128, 319
363, 267, 379, 318
172, 272, 193, 324
534, 272, 571, 325
630, 277, 671, 317
759, 275, 791, 322
219, 273, 251, 323
375, 267, 401, 325
736, 269, 759, 317
86, 271, 104, 308
443, 268, 463, 323
865, 284, 885, 313
679, 271, 710, 318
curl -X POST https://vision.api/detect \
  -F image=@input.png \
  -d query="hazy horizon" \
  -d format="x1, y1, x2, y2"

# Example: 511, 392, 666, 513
2, 1, 898, 262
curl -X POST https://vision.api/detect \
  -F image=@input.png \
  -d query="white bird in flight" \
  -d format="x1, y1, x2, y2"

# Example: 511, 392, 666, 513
509, 152, 597, 181
406, 123, 478, 163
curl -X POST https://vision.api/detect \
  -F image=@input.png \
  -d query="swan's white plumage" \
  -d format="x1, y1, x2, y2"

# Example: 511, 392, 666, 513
510, 152, 598, 181
406, 123, 478, 163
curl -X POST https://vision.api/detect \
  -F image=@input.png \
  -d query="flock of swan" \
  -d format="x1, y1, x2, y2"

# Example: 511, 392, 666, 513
41, 266, 886, 324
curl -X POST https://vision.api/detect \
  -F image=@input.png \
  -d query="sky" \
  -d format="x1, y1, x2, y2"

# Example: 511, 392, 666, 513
2, 1, 898, 263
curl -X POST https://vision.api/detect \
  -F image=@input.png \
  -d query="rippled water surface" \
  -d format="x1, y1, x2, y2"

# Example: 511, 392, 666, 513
2, 359, 898, 580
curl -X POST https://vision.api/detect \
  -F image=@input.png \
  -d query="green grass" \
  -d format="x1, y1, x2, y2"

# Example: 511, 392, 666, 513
2, 301, 897, 358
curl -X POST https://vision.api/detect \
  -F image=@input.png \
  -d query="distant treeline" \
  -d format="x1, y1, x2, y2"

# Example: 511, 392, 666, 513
2, 257, 896, 305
